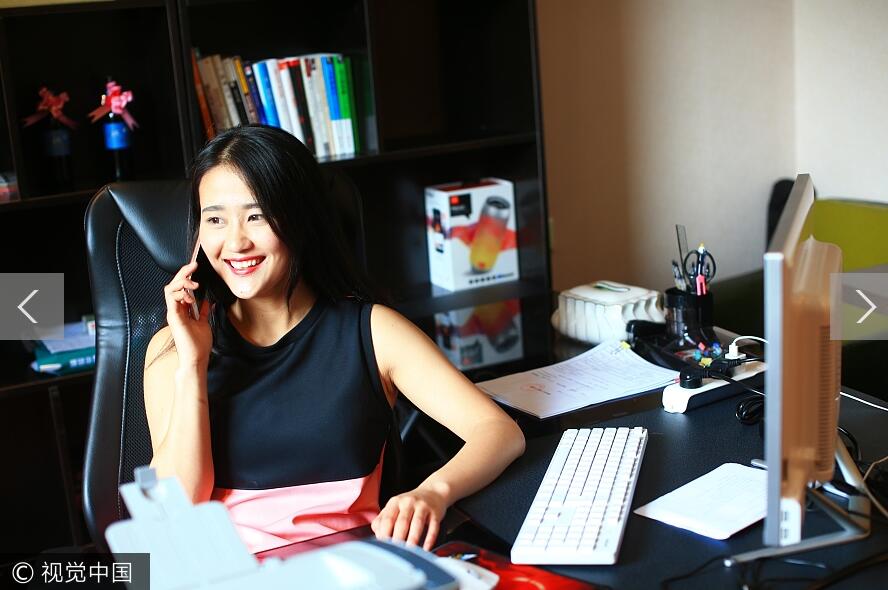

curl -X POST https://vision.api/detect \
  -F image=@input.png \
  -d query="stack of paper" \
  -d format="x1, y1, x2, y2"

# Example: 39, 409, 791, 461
477, 341, 678, 418
634, 463, 768, 539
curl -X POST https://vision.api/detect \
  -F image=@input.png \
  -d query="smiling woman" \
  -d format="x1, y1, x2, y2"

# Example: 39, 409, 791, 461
142, 125, 526, 554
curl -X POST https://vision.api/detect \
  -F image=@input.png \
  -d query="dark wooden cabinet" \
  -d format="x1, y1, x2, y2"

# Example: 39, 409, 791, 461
0, 0, 550, 550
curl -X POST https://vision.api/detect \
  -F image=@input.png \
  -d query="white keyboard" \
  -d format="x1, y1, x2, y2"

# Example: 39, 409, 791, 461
511, 426, 648, 565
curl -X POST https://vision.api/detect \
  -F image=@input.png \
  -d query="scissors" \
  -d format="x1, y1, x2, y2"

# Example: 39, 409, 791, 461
683, 243, 716, 294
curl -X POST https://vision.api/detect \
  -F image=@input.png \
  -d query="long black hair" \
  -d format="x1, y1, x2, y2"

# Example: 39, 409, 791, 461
189, 124, 375, 307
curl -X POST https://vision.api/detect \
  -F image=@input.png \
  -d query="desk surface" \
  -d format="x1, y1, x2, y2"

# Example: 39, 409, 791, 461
458, 389, 888, 589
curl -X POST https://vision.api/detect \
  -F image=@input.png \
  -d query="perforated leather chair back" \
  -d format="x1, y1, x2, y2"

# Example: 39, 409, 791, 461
82, 171, 370, 549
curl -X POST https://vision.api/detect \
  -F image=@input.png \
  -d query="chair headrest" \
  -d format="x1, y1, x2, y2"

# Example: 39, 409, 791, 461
105, 180, 192, 273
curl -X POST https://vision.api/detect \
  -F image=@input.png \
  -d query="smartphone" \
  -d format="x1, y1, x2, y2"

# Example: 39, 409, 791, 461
185, 239, 204, 319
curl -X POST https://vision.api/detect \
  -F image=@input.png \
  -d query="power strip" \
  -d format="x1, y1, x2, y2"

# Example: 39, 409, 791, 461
662, 361, 766, 413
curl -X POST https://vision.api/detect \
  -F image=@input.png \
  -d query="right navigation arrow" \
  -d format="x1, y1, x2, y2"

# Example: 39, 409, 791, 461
856, 289, 877, 324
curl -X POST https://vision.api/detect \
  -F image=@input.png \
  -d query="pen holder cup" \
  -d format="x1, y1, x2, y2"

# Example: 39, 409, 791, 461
664, 287, 713, 342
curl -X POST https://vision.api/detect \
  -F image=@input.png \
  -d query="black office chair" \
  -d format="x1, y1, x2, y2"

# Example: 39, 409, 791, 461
81, 170, 396, 549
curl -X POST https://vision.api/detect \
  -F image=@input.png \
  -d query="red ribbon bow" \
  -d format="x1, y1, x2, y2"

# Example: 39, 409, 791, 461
88, 81, 139, 130
22, 87, 78, 129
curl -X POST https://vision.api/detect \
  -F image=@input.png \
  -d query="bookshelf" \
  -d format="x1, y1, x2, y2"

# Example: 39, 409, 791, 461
0, 0, 550, 551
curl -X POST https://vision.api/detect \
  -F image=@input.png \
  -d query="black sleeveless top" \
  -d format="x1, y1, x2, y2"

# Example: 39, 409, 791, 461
206, 298, 394, 491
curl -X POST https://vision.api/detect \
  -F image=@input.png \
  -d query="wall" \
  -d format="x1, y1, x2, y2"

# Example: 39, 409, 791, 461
537, 0, 796, 291
794, 0, 888, 202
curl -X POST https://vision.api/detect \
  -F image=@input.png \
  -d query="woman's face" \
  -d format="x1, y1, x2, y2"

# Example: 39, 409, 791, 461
198, 165, 291, 301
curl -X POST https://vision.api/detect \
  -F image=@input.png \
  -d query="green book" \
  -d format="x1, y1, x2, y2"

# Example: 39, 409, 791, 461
32, 342, 96, 375
338, 56, 360, 154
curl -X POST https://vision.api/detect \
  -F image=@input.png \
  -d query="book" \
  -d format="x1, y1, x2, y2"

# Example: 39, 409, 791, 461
197, 55, 231, 130
262, 58, 293, 134
321, 55, 350, 156
252, 60, 280, 127
300, 57, 330, 157
232, 56, 260, 124
212, 54, 242, 127
191, 48, 215, 139
333, 54, 356, 155
309, 55, 337, 156
287, 58, 315, 153
223, 57, 249, 125
30, 322, 96, 375
31, 343, 96, 375
278, 58, 304, 142
343, 56, 361, 153
243, 63, 267, 125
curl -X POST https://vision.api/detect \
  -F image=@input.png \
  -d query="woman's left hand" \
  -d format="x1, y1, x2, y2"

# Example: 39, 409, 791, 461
371, 486, 448, 550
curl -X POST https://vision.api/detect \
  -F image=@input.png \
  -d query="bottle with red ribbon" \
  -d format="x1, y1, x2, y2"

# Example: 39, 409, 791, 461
22, 86, 78, 193
89, 77, 138, 182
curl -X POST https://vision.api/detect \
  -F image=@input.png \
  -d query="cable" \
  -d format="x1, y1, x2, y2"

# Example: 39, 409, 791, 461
847, 508, 888, 526
804, 551, 888, 590
659, 554, 729, 589
839, 391, 888, 413
836, 426, 861, 463
863, 453, 888, 482
731, 335, 768, 347
735, 395, 765, 425
710, 372, 765, 397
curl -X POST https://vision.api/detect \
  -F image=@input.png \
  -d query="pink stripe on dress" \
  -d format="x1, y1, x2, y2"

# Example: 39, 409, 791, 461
212, 455, 384, 554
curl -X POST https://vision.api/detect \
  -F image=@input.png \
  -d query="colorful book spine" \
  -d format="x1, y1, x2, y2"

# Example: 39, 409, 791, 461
252, 60, 280, 128
321, 55, 346, 156
310, 55, 336, 156
233, 56, 259, 124
301, 57, 330, 157
191, 49, 215, 139
223, 57, 249, 125
288, 58, 315, 154
262, 58, 293, 134
212, 54, 242, 126
243, 64, 267, 125
278, 58, 304, 142
197, 55, 231, 130
333, 55, 356, 155
343, 56, 361, 153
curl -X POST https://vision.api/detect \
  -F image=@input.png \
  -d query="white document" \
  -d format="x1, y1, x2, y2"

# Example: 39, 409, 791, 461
476, 341, 677, 419
634, 463, 767, 540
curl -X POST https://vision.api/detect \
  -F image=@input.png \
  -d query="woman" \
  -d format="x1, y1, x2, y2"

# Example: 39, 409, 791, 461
143, 125, 525, 554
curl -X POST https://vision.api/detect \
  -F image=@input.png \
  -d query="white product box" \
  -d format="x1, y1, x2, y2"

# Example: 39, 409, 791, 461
435, 299, 524, 370
426, 177, 519, 291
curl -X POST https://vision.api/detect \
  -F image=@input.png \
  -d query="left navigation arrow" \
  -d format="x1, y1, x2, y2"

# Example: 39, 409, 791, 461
18, 289, 39, 324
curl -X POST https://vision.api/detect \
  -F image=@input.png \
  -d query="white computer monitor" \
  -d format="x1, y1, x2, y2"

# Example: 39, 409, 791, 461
730, 174, 870, 565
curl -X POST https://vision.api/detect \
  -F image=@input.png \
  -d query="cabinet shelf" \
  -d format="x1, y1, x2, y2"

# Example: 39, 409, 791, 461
321, 132, 536, 168
393, 279, 549, 320
0, 189, 95, 212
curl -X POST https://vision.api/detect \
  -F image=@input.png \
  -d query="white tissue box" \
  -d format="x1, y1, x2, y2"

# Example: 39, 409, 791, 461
551, 281, 665, 344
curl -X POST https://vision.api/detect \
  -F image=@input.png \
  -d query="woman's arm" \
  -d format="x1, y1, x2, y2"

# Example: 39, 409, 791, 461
143, 261, 215, 504
369, 305, 525, 549
144, 327, 215, 504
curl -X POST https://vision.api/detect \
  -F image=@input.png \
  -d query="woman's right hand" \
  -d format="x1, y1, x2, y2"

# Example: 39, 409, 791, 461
163, 261, 213, 369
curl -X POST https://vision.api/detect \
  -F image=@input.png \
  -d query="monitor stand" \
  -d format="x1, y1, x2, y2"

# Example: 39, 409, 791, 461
726, 434, 871, 566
